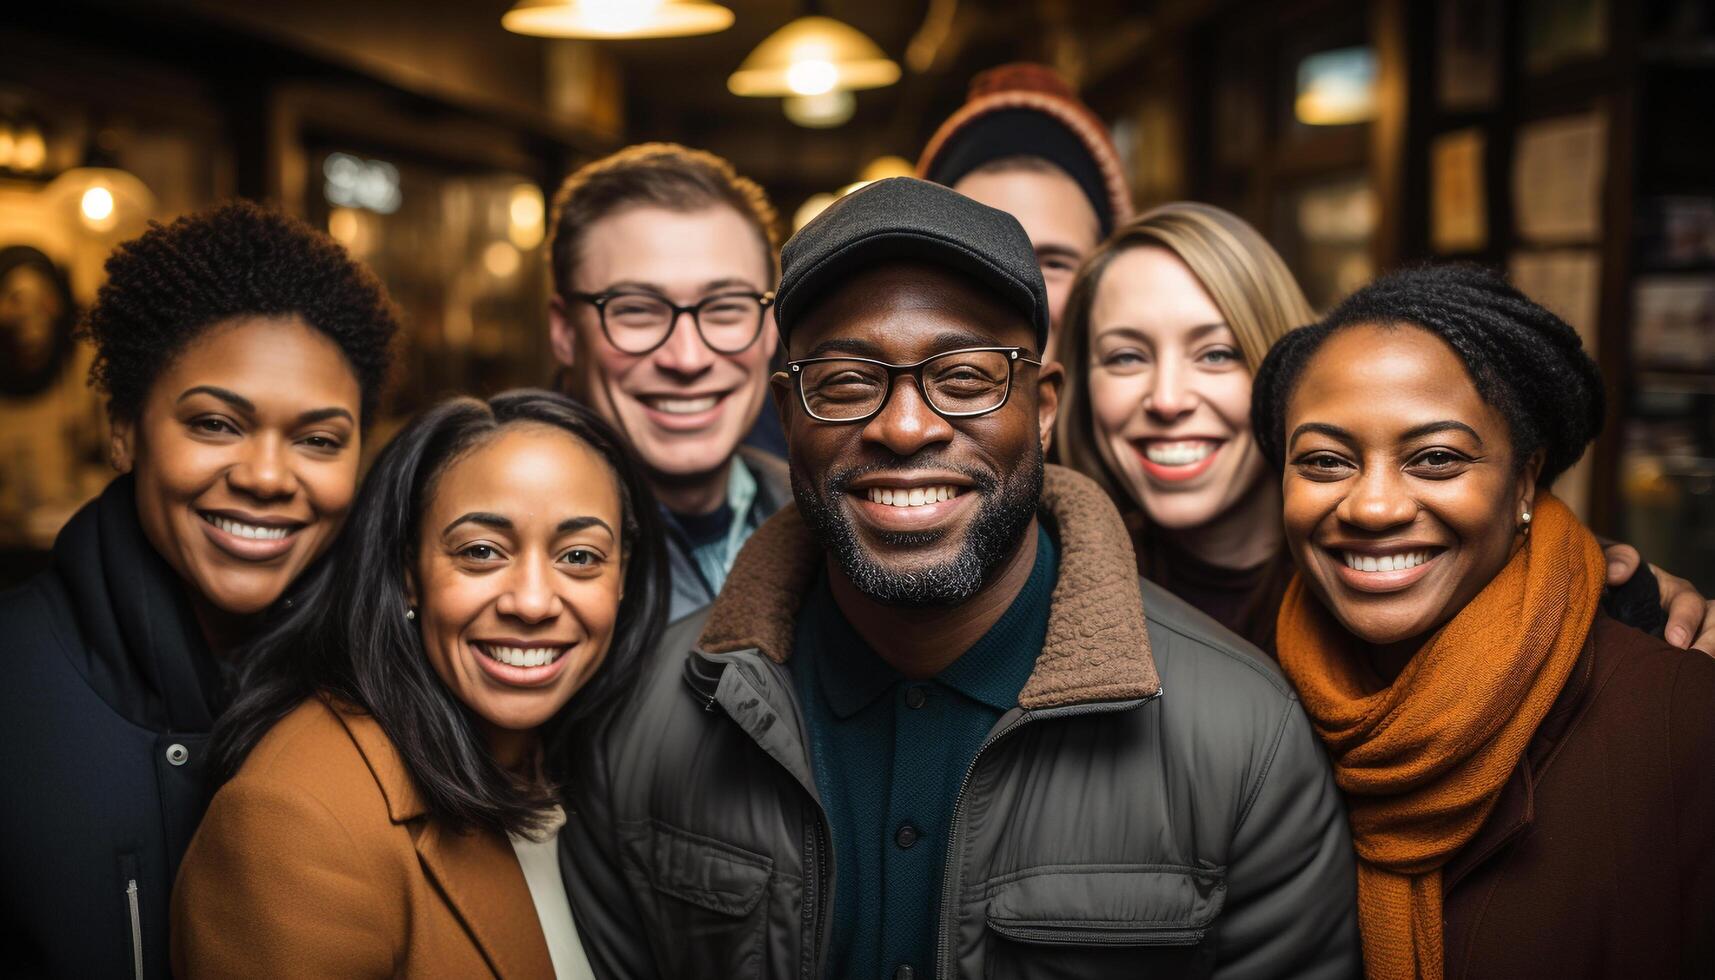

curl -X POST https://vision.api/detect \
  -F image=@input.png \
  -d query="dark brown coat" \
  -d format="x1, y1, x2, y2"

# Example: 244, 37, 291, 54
1441, 612, 1715, 979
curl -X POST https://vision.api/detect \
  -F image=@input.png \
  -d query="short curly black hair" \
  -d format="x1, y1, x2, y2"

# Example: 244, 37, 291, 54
1251, 263, 1604, 487
83, 200, 399, 424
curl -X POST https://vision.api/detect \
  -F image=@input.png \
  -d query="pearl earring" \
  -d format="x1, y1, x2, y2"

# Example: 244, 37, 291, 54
405, 607, 416, 621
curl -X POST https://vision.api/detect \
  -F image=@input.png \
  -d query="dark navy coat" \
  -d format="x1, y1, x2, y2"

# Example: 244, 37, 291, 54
0, 477, 226, 979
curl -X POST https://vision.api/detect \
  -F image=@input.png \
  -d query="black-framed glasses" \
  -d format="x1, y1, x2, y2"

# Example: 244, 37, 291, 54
569, 289, 775, 356
787, 346, 1042, 424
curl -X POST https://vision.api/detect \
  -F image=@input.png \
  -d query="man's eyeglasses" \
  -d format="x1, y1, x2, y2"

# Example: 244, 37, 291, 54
568, 289, 775, 356
787, 347, 1042, 424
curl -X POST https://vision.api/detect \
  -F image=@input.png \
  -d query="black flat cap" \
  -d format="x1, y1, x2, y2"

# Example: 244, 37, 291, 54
776, 177, 1049, 349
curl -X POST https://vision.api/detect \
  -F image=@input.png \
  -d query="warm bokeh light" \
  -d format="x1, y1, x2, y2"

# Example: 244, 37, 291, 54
508, 183, 546, 249
728, 16, 900, 98
484, 240, 522, 279
502, 0, 733, 39
327, 206, 361, 246
783, 90, 855, 128
859, 155, 913, 182
79, 186, 115, 226
786, 59, 838, 96
13, 125, 47, 172
793, 192, 837, 232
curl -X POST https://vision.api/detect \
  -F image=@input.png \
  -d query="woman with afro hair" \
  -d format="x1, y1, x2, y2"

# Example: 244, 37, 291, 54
0, 200, 399, 979
1253, 264, 1715, 978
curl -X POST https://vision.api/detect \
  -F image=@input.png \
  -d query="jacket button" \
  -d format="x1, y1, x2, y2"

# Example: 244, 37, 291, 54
905, 686, 927, 709
895, 823, 919, 849
165, 743, 189, 766
894, 967, 915, 980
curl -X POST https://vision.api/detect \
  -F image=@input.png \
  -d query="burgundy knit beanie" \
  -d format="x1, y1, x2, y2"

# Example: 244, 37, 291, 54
917, 63, 1134, 235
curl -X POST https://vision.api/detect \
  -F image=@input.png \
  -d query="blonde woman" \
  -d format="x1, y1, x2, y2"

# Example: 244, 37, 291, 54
1053, 202, 1714, 654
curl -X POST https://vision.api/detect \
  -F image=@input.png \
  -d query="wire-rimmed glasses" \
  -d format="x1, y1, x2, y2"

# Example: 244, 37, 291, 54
568, 289, 775, 355
787, 346, 1042, 424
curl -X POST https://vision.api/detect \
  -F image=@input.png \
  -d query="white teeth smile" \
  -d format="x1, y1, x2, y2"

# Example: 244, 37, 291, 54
646, 395, 720, 415
1144, 441, 1217, 466
478, 644, 568, 668
202, 514, 294, 541
865, 485, 962, 507
1343, 550, 1434, 573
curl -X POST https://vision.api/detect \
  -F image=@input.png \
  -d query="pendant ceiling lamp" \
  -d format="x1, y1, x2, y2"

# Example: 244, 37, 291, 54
727, 15, 900, 99
46, 167, 154, 237
502, 0, 734, 40
783, 90, 855, 128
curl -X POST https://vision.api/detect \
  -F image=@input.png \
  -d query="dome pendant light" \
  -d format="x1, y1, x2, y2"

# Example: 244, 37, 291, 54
783, 91, 856, 127
727, 15, 900, 99
502, 0, 734, 40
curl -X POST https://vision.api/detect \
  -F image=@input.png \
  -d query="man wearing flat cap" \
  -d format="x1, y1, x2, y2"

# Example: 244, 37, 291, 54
561, 178, 1359, 979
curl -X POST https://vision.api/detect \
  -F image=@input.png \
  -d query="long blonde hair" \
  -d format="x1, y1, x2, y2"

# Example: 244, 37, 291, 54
1053, 202, 1314, 511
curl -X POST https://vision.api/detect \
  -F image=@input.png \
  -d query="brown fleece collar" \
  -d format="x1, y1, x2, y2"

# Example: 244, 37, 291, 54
697, 464, 1159, 709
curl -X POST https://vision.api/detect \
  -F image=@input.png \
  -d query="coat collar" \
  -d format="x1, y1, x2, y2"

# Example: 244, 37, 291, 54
52, 474, 222, 732
331, 701, 556, 980
697, 464, 1160, 710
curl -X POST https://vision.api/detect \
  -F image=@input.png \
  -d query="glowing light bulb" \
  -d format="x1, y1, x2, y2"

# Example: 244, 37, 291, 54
785, 58, 838, 96
327, 207, 362, 249
582, 0, 662, 34
484, 241, 522, 279
14, 126, 46, 172
783, 90, 855, 128
80, 186, 115, 225
509, 183, 545, 249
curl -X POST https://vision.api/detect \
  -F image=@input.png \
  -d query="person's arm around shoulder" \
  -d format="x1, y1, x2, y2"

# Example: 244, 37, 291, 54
171, 773, 406, 978
558, 720, 662, 980
1602, 543, 1715, 655
1216, 693, 1360, 980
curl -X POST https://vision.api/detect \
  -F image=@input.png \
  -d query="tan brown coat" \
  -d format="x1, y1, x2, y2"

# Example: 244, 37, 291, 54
171, 697, 555, 979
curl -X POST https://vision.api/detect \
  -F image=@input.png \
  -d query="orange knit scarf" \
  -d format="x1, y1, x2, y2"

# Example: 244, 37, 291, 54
1275, 493, 1604, 980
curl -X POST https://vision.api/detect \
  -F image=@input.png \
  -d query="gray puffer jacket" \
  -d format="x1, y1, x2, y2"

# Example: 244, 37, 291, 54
561, 466, 1359, 979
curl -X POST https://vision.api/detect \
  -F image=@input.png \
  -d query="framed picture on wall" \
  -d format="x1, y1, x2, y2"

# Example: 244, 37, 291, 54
1431, 128, 1488, 253
1633, 276, 1715, 371
1512, 111, 1606, 245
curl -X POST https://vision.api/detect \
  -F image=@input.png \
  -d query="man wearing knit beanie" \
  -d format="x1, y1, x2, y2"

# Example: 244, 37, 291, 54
918, 62, 1134, 349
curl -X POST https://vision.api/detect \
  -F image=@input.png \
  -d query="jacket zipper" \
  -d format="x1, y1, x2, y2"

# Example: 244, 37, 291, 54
935, 693, 1161, 978
125, 877, 143, 980
695, 652, 832, 979
800, 808, 831, 980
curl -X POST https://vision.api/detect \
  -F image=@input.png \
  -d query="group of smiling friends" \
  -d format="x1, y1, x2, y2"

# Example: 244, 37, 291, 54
2, 63, 1712, 980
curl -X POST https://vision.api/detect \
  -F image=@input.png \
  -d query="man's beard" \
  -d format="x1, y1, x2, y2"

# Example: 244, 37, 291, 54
790, 446, 1044, 607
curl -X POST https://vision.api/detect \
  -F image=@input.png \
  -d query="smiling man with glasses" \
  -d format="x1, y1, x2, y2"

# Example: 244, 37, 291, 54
563, 177, 1359, 979
547, 144, 792, 620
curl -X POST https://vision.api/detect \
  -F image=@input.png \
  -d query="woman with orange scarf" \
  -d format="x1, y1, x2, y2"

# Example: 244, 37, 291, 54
1251, 264, 1715, 979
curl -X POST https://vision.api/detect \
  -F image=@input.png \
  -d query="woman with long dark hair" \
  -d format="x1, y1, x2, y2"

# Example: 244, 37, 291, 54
0, 202, 398, 980
172, 390, 667, 978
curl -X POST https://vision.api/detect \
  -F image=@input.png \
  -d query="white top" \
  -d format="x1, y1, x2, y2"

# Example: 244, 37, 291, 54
509, 807, 596, 980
